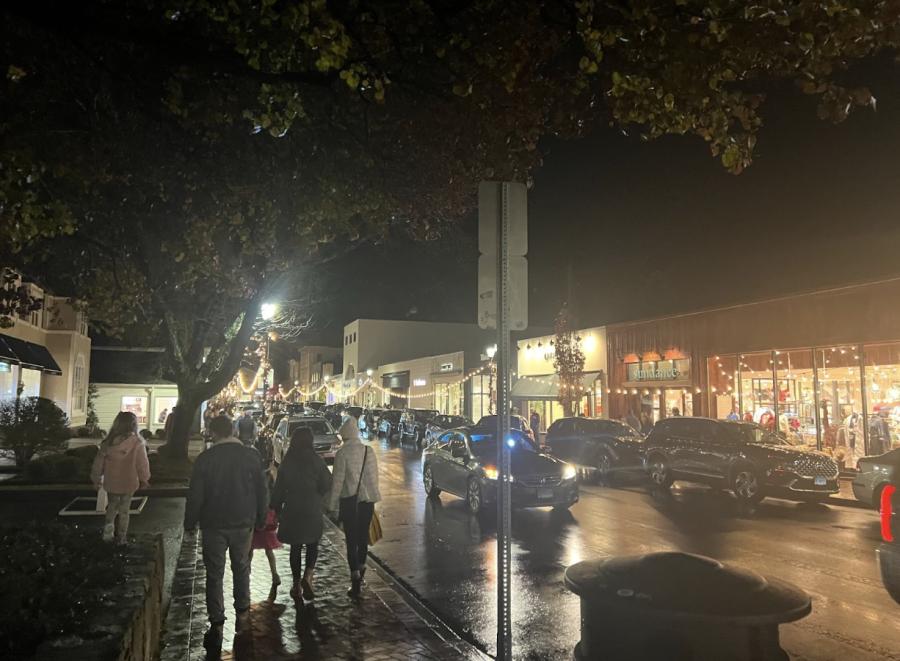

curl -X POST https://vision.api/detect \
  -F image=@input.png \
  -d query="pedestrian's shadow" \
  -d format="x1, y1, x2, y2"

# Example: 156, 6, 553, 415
230, 589, 287, 661
294, 602, 332, 658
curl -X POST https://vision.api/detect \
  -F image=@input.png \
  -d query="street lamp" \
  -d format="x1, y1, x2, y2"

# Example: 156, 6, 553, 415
366, 369, 373, 376
487, 345, 497, 359
260, 302, 277, 320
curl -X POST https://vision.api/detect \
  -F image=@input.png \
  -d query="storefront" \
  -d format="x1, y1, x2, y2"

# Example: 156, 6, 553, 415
511, 327, 608, 434
607, 277, 900, 467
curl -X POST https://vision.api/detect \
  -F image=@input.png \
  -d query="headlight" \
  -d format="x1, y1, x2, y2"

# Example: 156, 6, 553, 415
484, 467, 498, 480
563, 466, 577, 481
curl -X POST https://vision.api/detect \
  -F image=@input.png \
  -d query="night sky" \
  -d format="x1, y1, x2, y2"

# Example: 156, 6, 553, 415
307, 58, 900, 347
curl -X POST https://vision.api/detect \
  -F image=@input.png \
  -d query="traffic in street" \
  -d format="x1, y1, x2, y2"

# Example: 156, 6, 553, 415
361, 434, 900, 661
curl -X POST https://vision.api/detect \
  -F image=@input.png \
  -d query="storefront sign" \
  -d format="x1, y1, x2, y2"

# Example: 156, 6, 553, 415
626, 359, 691, 383
413, 378, 427, 387
440, 363, 454, 372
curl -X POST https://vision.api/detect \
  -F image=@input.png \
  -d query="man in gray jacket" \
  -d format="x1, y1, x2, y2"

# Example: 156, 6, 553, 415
185, 416, 268, 654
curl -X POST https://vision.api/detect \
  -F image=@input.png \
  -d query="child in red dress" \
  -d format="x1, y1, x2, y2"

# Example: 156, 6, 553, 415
250, 470, 283, 585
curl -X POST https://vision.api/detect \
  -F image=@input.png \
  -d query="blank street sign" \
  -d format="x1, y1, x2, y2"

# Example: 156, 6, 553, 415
478, 254, 528, 330
478, 181, 528, 256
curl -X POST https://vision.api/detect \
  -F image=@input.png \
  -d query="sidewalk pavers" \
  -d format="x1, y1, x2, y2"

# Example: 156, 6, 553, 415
161, 525, 482, 661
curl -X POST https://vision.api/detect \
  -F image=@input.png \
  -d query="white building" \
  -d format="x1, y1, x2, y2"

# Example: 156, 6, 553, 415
0, 273, 92, 427
511, 326, 608, 432
289, 345, 342, 400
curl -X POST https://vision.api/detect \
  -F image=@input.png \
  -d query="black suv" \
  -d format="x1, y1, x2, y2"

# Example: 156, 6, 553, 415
644, 417, 839, 503
546, 417, 644, 484
425, 414, 474, 444
399, 409, 439, 447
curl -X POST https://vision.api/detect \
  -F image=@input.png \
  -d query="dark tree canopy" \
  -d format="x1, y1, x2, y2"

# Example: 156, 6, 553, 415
1, 0, 896, 454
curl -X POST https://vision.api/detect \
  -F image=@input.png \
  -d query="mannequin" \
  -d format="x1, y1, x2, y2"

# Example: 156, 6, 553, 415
844, 412, 866, 465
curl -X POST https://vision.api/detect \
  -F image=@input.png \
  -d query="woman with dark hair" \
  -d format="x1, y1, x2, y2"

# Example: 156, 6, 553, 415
271, 426, 332, 601
91, 411, 151, 544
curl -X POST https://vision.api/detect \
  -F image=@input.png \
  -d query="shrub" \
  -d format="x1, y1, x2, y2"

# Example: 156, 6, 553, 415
76, 426, 92, 437
65, 444, 99, 463
155, 429, 167, 440
0, 397, 70, 467
0, 522, 126, 656
148, 452, 193, 481
23, 458, 50, 480
85, 383, 100, 430
140, 429, 153, 440
55, 455, 83, 479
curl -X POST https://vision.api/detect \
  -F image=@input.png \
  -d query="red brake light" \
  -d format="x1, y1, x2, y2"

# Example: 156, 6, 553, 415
856, 460, 861, 472
881, 485, 896, 543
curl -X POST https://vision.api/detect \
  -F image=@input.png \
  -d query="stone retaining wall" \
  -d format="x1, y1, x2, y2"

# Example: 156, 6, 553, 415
35, 534, 164, 661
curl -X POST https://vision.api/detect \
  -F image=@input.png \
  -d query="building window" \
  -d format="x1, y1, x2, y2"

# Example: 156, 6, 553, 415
122, 396, 148, 425
737, 352, 775, 424
774, 350, 816, 449
73, 354, 86, 412
0, 363, 15, 400
20, 368, 41, 398
864, 343, 899, 456
353, 332, 357, 343
30, 309, 41, 327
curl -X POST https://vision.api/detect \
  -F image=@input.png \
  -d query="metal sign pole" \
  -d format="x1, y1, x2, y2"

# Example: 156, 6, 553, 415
496, 183, 513, 661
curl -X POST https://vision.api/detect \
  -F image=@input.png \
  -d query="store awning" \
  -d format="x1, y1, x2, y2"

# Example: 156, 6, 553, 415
510, 371, 602, 400
0, 334, 63, 376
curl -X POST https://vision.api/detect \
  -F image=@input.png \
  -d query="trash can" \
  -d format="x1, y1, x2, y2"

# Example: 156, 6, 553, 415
563, 552, 811, 661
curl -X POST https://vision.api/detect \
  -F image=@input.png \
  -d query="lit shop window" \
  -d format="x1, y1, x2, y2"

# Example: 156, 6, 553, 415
122, 396, 148, 425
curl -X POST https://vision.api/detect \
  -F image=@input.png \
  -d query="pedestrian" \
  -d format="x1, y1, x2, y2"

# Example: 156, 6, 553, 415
671, 407, 682, 417
164, 406, 178, 435
272, 427, 332, 601
530, 409, 541, 442
158, 407, 169, 424
237, 408, 258, 446
640, 411, 653, 434
250, 469, 283, 586
184, 416, 268, 653
91, 411, 151, 544
329, 416, 381, 597
626, 408, 641, 432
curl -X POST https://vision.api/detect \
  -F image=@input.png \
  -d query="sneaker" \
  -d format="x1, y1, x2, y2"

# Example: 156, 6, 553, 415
203, 624, 223, 655
102, 524, 115, 542
347, 578, 361, 598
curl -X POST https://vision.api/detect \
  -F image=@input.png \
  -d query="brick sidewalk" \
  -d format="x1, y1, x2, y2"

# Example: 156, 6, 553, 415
161, 525, 482, 661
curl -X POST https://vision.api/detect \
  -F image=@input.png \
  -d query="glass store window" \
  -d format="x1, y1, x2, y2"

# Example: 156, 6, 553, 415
816, 345, 864, 467
20, 368, 41, 398
864, 343, 900, 456
738, 352, 775, 426
707, 356, 739, 419
122, 396, 148, 425
774, 350, 817, 450
0, 362, 15, 400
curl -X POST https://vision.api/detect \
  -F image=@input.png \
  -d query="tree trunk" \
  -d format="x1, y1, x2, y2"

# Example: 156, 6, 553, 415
167, 388, 205, 460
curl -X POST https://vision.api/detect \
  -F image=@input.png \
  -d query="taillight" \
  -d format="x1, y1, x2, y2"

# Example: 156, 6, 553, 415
881, 484, 896, 543
856, 460, 861, 472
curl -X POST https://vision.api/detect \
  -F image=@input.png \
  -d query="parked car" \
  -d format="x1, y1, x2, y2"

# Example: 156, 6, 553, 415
304, 401, 326, 414
359, 408, 384, 436
421, 427, 579, 515
347, 405, 364, 421
474, 414, 536, 443
878, 484, 900, 605
273, 415, 342, 465
853, 449, 900, 508
378, 409, 403, 441
546, 417, 645, 484
399, 409, 439, 447
644, 418, 840, 503
425, 414, 474, 443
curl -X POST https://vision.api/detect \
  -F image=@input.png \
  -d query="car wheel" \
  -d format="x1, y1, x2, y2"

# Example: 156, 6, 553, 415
648, 455, 674, 489
595, 450, 615, 486
731, 466, 764, 503
423, 465, 441, 498
467, 477, 483, 515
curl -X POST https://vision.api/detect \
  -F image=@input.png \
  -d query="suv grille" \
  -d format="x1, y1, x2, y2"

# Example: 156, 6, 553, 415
519, 476, 562, 488
795, 459, 839, 479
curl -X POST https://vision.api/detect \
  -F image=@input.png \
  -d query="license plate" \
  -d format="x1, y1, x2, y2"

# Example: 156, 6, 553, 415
537, 488, 554, 499
814, 477, 826, 486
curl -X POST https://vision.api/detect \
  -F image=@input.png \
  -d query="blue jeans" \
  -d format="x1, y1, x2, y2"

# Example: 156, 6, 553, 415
201, 527, 253, 624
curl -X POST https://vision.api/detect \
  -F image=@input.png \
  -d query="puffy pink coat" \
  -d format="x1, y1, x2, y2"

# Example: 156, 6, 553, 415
91, 433, 151, 494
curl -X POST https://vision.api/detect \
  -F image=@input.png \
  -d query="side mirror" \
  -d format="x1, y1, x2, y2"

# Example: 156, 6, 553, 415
542, 445, 553, 454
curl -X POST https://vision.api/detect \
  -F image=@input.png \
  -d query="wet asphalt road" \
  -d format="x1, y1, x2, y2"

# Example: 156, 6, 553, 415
363, 436, 900, 661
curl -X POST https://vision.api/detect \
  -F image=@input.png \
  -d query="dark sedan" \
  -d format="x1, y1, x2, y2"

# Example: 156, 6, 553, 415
421, 427, 579, 515
546, 417, 644, 484
425, 414, 474, 444
878, 484, 900, 605
644, 417, 840, 503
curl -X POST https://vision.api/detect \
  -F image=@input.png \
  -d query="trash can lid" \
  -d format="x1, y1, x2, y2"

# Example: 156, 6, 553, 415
564, 552, 810, 625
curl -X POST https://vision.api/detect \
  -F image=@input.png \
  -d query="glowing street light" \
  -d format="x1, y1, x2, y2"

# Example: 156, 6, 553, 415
487, 345, 497, 359
366, 369, 373, 376
260, 302, 277, 320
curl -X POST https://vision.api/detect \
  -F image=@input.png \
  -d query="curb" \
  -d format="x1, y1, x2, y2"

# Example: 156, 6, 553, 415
324, 517, 493, 661
0, 483, 189, 495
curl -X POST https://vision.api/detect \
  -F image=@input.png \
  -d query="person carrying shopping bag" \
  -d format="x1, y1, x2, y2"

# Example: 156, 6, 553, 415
91, 411, 150, 544
271, 427, 332, 601
329, 416, 381, 598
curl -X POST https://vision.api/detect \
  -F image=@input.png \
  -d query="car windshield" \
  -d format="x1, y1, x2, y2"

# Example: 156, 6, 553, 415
476, 415, 528, 431
446, 416, 469, 427
597, 420, 643, 439
383, 411, 401, 422
289, 420, 333, 436
468, 431, 539, 456
723, 422, 789, 446
415, 410, 438, 421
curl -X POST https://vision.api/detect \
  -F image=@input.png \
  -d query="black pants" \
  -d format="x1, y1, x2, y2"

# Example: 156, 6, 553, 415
340, 499, 374, 573
289, 543, 318, 577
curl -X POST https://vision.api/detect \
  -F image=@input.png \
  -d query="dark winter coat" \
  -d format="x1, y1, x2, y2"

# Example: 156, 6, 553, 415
271, 448, 332, 545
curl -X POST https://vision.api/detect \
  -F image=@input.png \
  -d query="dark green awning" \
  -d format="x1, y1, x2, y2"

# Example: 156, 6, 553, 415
0, 334, 63, 376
